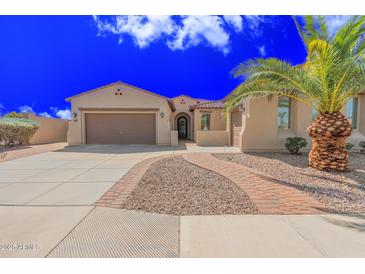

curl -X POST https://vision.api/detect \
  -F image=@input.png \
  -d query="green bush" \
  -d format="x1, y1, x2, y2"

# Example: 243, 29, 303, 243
285, 137, 308, 154
359, 141, 365, 150
345, 142, 354, 151
0, 117, 40, 146
4, 111, 27, 118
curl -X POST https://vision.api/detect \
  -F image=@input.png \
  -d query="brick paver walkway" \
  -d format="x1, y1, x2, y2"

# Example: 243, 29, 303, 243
183, 153, 324, 214
95, 155, 171, 208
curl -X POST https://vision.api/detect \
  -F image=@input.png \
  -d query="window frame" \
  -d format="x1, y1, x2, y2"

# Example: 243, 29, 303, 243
277, 96, 292, 129
200, 112, 211, 131
347, 97, 359, 129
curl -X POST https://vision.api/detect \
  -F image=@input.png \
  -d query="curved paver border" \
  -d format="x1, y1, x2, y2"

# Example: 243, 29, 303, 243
183, 153, 324, 214
95, 155, 172, 208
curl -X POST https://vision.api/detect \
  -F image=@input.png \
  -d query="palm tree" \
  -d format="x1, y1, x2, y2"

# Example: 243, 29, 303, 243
226, 16, 365, 171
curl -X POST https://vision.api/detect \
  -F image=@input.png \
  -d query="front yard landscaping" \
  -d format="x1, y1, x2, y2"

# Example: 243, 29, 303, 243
215, 152, 365, 214
121, 156, 258, 215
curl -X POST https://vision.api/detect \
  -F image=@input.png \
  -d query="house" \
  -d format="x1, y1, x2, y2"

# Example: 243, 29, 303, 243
66, 81, 365, 151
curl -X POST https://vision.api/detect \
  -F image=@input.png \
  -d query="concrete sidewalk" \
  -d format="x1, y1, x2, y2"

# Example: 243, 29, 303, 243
180, 214, 365, 257
2, 206, 364, 258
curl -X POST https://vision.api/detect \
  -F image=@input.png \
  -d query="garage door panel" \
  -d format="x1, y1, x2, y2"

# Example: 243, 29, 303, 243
231, 111, 242, 148
85, 113, 156, 144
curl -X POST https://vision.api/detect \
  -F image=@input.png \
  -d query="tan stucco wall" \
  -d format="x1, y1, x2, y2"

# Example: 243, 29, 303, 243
27, 113, 68, 145
170, 130, 178, 146
171, 96, 199, 140
193, 108, 227, 146
67, 83, 172, 145
239, 96, 311, 152
239, 94, 365, 152
196, 130, 228, 146
193, 109, 226, 139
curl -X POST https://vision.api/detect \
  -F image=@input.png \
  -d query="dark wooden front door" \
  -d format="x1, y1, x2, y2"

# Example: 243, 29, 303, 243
177, 117, 188, 139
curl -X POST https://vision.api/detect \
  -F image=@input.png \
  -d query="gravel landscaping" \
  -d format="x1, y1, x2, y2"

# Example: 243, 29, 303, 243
121, 156, 258, 215
215, 152, 365, 214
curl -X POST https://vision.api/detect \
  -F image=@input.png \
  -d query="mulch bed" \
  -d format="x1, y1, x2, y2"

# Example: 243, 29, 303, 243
215, 152, 365, 214
121, 156, 258, 216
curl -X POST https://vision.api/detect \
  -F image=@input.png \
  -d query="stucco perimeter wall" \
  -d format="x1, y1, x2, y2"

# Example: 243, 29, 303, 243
196, 130, 228, 146
241, 96, 312, 152
27, 113, 68, 145
67, 84, 172, 145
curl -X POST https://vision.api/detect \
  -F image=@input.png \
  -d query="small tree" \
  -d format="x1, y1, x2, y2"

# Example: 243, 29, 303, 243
226, 16, 365, 172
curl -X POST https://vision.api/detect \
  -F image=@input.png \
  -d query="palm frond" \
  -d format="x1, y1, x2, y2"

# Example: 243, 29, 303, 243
227, 15, 365, 115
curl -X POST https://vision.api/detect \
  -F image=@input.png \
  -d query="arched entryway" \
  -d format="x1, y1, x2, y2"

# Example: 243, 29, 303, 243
177, 116, 188, 139
175, 113, 191, 140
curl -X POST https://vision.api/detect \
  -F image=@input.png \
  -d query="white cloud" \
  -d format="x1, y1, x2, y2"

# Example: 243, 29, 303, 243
38, 112, 53, 118
258, 45, 266, 57
0, 103, 5, 116
325, 16, 352, 36
167, 16, 231, 54
94, 15, 175, 48
50, 107, 72, 120
223, 16, 243, 32
93, 15, 243, 54
245, 15, 267, 37
18, 105, 34, 113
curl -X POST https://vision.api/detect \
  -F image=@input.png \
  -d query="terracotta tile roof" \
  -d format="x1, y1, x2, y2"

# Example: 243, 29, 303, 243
189, 100, 225, 111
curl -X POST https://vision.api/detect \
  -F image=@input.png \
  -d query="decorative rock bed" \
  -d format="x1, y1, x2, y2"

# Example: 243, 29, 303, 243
121, 156, 258, 216
215, 152, 365, 214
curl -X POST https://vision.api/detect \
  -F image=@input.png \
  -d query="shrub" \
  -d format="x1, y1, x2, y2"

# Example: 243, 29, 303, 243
0, 117, 40, 146
285, 137, 308, 154
345, 142, 354, 151
359, 141, 365, 152
4, 111, 27, 118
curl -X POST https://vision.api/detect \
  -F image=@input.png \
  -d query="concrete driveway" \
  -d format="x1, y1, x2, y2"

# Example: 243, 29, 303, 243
0, 147, 138, 206
0, 144, 235, 206
0, 144, 238, 257
0, 144, 239, 206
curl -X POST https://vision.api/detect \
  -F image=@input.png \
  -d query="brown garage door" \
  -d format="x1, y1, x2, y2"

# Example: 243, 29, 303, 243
231, 111, 242, 148
85, 113, 156, 144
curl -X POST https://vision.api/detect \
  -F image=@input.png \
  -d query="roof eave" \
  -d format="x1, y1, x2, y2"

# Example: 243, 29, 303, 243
168, 100, 176, 112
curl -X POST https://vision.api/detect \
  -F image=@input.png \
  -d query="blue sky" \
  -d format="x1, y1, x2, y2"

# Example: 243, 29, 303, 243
0, 15, 350, 119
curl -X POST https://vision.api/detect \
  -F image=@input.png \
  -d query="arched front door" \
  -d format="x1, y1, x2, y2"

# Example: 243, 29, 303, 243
177, 116, 188, 139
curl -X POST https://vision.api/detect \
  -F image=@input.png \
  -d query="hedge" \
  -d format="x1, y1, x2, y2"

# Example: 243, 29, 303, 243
0, 117, 40, 146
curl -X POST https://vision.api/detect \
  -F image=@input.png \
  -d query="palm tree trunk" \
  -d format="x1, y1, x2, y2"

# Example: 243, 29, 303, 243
307, 111, 352, 171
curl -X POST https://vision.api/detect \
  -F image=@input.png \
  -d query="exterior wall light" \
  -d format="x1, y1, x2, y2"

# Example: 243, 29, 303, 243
160, 112, 165, 118
73, 112, 78, 121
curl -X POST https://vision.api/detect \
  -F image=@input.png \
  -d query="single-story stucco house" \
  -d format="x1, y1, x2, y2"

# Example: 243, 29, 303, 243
66, 81, 365, 151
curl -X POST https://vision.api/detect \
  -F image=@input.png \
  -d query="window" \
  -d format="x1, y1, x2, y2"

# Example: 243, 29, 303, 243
278, 96, 291, 129
201, 113, 211, 130
347, 97, 359, 129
